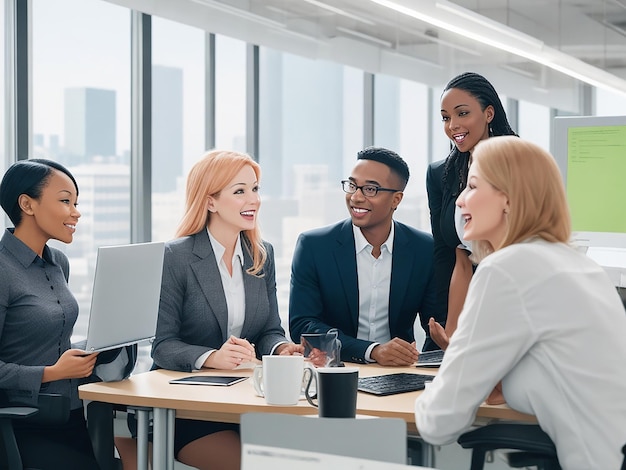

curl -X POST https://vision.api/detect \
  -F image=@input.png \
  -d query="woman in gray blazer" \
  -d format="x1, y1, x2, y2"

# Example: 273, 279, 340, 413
150, 149, 302, 470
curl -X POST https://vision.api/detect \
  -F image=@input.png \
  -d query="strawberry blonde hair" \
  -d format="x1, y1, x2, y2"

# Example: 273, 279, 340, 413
469, 136, 571, 262
176, 149, 266, 275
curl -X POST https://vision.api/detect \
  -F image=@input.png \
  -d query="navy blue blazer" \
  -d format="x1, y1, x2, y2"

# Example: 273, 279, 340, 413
288, 219, 443, 364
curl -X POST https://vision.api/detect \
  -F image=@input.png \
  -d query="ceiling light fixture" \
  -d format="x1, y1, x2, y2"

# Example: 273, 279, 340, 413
414, 30, 482, 56
191, 0, 286, 29
336, 26, 393, 48
191, 0, 324, 44
367, 0, 626, 97
435, 0, 543, 49
500, 63, 537, 80
302, 0, 376, 26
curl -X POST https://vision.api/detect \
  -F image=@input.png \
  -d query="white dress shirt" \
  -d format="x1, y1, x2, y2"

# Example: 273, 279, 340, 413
353, 224, 393, 362
194, 230, 245, 369
415, 238, 626, 470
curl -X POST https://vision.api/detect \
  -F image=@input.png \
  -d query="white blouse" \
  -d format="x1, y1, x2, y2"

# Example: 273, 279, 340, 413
415, 238, 626, 470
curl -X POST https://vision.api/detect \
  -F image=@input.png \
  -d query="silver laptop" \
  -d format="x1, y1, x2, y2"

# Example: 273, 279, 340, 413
84, 241, 165, 353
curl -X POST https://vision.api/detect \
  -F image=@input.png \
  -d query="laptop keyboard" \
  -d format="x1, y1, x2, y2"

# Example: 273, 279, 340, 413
416, 349, 444, 366
358, 373, 435, 396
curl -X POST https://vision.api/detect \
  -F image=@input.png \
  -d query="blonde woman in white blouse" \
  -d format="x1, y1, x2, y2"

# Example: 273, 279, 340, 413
415, 136, 626, 470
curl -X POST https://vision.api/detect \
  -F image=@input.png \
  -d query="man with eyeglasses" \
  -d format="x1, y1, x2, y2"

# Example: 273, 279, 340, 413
289, 147, 443, 366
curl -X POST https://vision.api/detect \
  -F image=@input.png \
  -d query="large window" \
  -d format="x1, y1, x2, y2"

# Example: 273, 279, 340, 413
596, 88, 626, 116
0, 0, 5, 179
258, 48, 363, 332
32, 0, 130, 341
215, 35, 246, 152
374, 75, 430, 232
151, 17, 205, 242
518, 99, 550, 151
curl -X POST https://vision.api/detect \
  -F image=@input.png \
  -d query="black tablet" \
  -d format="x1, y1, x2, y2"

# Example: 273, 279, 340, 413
169, 375, 248, 386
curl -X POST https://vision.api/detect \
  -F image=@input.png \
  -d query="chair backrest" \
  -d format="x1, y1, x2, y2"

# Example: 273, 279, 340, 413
0, 406, 38, 469
0, 394, 70, 470
458, 423, 560, 470
240, 412, 407, 464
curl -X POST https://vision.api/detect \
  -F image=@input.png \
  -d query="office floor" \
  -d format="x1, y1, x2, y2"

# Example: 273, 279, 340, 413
113, 411, 514, 469
434, 442, 517, 470
113, 411, 195, 469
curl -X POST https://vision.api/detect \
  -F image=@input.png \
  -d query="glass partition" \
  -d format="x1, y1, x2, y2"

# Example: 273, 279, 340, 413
374, 75, 430, 231
215, 35, 246, 152
258, 48, 363, 330
32, 0, 130, 340
151, 16, 205, 242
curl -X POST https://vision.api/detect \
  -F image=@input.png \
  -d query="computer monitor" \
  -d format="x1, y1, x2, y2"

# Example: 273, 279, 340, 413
552, 115, 626, 287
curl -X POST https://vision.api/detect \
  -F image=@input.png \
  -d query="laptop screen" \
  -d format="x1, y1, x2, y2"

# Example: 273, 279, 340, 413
84, 241, 165, 353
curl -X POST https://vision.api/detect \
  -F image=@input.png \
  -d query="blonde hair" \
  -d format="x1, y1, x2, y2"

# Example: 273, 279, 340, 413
176, 149, 267, 275
470, 136, 571, 263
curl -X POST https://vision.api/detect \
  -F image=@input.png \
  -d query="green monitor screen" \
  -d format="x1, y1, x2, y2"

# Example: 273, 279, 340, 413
553, 115, 626, 249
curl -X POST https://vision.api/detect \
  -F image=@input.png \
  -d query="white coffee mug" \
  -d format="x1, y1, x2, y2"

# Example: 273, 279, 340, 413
252, 355, 309, 405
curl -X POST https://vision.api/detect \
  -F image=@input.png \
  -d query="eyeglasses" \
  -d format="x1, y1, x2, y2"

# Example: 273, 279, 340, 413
341, 180, 402, 198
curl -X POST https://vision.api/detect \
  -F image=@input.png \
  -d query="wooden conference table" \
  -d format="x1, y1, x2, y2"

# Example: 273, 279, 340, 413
79, 363, 535, 470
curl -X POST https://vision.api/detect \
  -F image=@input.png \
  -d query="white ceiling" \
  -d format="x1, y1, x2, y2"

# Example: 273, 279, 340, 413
105, 0, 626, 112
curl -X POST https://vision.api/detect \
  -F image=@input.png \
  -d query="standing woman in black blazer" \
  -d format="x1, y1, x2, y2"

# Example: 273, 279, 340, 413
0, 159, 100, 469
426, 72, 517, 349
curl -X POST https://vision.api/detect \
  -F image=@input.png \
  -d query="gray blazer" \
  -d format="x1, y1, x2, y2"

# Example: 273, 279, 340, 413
151, 230, 287, 372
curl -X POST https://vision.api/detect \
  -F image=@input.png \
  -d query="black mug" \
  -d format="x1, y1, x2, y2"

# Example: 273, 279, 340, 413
304, 367, 358, 418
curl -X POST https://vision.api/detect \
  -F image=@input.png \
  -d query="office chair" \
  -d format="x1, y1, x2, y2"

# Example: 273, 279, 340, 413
0, 393, 70, 470
457, 423, 561, 470
0, 343, 137, 470
0, 405, 38, 469
240, 412, 408, 464
0, 396, 126, 470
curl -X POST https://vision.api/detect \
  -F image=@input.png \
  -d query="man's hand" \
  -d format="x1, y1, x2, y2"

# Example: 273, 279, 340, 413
429, 317, 450, 350
370, 338, 418, 366
275, 343, 304, 356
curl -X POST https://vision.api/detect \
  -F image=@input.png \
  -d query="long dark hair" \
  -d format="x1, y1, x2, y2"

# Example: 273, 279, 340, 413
441, 72, 517, 195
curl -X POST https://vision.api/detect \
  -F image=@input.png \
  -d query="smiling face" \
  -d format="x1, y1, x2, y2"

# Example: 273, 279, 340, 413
345, 159, 403, 241
207, 164, 260, 241
456, 162, 509, 249
16, 169, 81, 249
441, 87, 494, 155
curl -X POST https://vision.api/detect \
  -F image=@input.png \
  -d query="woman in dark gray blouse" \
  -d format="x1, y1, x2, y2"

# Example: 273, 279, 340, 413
0, 159, 100, 469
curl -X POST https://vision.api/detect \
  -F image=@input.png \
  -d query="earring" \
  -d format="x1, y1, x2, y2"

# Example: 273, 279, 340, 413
489, 126, 494, 137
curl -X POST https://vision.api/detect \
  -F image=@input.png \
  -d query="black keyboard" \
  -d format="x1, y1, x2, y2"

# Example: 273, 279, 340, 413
358, 373, 434, 396
416, 349, 444, 367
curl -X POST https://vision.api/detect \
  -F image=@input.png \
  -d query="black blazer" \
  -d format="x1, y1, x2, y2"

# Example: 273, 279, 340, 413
426, 158, 463, 316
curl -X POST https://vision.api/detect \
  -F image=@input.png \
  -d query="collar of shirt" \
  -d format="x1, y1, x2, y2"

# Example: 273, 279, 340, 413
351, 222, 395, 256
2, 228, 57, 268
207, 229, 244, 269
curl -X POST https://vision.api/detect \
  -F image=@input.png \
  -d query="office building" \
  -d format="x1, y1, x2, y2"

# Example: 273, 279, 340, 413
152, 64, 183, 192
64, 87, 116, 160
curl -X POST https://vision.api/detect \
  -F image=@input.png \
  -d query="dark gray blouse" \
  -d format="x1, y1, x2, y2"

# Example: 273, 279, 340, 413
0, 228, 81, 409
